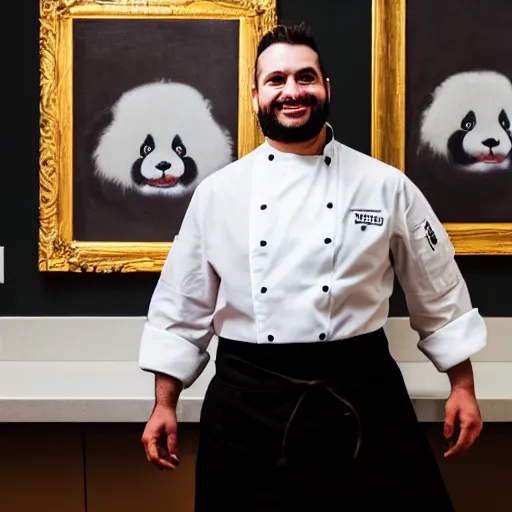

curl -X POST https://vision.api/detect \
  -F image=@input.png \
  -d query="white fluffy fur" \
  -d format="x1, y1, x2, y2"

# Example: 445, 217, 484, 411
419, 71, 512, 171
93, 81, 233, 196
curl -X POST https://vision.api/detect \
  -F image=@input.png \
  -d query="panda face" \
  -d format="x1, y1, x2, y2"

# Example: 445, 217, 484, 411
92, 81, 233, 198
447, 107, 512, 171
419, 70, 512, 172
130, 133, 198, 194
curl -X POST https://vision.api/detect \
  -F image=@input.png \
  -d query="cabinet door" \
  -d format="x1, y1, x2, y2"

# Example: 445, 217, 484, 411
424, 423, 512, 512
84, 424, 198, 512
0, 424, 85, 512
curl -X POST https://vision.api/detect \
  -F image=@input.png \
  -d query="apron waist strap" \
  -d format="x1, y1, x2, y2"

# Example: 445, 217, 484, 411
213, 332, 390, 466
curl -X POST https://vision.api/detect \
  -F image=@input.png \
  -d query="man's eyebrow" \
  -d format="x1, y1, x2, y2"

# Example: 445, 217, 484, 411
295, 67, 319, 75
263, 66, 320, 79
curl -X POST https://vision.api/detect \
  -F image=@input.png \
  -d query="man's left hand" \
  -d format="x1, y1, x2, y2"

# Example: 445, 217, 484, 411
443, 387, 482, 458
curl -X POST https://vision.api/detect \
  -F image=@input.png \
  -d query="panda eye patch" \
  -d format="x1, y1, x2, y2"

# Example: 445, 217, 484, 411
172, 134, 187, 157
499, 109, 510, 131
460, 111, 476, 131
140, 134, 155, 157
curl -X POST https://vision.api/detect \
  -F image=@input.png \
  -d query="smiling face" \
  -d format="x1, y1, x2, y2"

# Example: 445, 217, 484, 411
419, 71, 512, 172
92, 81, 233, 197
131, 133, 197, 193
447, 107, 512, 170
252, 43, 330, 143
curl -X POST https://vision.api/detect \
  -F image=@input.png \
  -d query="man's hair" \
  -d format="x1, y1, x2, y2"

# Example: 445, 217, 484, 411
254, 22, 328, 87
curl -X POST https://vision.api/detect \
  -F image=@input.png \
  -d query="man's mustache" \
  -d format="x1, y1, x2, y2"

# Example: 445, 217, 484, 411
273, 95, 319, 109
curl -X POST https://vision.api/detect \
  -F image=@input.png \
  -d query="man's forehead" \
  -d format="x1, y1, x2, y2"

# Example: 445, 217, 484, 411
257, 43, 321, 76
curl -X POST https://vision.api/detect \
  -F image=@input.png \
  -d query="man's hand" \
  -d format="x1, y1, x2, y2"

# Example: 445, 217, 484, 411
141, 404, 180, 470
443, 387, 482, 458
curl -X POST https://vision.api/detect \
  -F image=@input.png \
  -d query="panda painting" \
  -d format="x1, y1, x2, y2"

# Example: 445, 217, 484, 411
92, 81, 233, 197
419, 70, 512, 172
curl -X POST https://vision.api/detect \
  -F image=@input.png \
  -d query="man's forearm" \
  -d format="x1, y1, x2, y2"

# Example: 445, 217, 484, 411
446, 358, 475, 392
155, 372, 183, 409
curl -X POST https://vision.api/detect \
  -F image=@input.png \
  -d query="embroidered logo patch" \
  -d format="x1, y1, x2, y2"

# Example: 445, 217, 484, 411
350, 209, 384, 231
424, 221, 438, 251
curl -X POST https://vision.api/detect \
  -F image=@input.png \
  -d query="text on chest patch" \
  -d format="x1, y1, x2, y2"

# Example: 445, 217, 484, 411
350, 209, 384, 229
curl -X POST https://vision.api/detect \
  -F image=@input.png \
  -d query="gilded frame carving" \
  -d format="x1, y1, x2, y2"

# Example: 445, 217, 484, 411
371, 0, 512, 255
39, 0, 277, 272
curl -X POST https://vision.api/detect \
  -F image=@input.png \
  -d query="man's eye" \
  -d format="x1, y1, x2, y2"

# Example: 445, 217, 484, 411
269, 76, 284, 84
298, 74, 315, 83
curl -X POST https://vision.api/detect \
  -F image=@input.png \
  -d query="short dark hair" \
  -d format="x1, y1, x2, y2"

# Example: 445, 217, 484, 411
254, 22, 327, 86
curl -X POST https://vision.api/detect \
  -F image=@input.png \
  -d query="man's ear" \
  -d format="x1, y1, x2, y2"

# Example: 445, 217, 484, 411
251, 85, 259, 113
326, 77, 331, 101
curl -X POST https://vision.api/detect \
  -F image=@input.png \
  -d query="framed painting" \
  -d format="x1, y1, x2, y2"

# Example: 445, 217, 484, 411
38, 0, 277, 272
372, 0, 512, 255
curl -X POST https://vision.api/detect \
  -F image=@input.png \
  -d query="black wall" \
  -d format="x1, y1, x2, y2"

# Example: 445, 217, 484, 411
2, 0, 511, 316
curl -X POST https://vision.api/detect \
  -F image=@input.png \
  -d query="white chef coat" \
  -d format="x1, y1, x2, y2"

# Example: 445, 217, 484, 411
138, 127, 487, 388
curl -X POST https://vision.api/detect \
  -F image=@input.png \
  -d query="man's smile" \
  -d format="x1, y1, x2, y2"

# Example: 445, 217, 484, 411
280, 104, 309, 116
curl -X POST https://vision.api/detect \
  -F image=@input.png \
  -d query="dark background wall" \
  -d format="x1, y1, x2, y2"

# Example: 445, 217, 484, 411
2, 0, 511, 317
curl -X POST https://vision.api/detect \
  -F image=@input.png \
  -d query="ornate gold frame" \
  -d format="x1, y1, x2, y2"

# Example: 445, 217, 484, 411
371, 0, 512, 255
39, 0, 277, 272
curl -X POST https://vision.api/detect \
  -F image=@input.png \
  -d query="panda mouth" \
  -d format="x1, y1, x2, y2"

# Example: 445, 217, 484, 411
145, 175, 179, 188
476, 153, 506, 164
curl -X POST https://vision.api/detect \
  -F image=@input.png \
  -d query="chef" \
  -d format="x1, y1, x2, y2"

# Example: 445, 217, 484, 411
139, 22, 486, 512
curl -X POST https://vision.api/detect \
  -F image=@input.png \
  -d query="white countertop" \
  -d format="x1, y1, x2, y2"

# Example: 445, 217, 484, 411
1, 316, 510, 423
1, 360, 511, 423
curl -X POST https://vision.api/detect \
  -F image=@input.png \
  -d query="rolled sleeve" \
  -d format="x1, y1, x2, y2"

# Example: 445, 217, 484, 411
138, 182, 220, 388
417, 308, 487, 371
139, 322, 211, 388
391, 175, 487, 371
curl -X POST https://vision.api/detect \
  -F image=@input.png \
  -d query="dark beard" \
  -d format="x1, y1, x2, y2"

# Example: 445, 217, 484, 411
257, 95, 330, 143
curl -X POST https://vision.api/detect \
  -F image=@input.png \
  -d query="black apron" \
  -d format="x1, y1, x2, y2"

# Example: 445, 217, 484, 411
194, 328, 454, 512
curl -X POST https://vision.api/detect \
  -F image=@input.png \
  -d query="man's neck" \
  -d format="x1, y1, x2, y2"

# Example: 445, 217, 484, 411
266, 125, 328, 156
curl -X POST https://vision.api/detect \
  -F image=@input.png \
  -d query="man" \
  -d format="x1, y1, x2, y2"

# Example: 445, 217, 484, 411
139, 23, 486, 511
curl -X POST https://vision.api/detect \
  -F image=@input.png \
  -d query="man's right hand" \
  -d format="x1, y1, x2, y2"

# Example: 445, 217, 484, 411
141, 404, 180, 471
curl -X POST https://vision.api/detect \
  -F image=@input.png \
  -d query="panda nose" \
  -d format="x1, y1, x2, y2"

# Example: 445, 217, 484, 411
482, 138, 499, 149
156, 161, 172, 171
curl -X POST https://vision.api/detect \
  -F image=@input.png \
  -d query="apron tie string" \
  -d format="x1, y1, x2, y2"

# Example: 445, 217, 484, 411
238, 360, 362, 467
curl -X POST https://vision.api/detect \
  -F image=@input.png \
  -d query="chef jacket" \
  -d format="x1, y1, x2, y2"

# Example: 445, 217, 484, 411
138, 126, 487, 389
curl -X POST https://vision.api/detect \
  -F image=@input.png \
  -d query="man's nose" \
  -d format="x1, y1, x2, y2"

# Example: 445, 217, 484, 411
282, 77, 300, 97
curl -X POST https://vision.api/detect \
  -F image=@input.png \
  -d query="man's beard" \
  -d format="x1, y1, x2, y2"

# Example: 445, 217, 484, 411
257, 94, 330, 143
